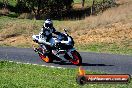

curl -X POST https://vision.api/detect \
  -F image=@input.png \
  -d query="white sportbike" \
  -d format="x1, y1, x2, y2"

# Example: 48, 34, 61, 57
32, 29, 82, 66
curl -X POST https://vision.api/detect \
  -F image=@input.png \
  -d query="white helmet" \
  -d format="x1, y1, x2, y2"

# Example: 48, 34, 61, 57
44, 19, 53, 28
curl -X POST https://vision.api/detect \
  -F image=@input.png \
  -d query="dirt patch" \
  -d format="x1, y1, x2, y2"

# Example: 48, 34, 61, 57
1, 24, 132, 49
1, 21, 131, 48
0, 35, 36, 47
72, 22, 132, 48
0, 0, 132, 49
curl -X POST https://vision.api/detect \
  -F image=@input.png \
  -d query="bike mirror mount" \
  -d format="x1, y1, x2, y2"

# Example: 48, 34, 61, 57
63, 29, 70, 33
63, 29, 67, 32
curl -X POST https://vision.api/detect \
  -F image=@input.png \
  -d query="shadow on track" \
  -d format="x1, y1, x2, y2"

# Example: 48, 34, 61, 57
81, 63, 114, 66
53, 61, 114, 66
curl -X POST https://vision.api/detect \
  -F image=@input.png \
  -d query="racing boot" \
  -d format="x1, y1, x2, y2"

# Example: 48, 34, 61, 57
43, 49, 50, 56
34, 48, 43, 55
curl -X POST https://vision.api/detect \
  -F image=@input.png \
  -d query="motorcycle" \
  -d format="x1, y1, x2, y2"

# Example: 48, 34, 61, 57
32, 29, 82, 66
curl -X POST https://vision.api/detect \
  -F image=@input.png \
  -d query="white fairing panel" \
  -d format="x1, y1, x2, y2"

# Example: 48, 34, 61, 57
32, 35, 39, 41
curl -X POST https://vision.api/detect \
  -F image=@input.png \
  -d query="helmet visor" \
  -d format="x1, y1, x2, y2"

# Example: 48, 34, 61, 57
45, 23, 53, 28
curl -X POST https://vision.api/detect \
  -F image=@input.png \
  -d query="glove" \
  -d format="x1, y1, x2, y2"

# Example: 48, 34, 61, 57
51, 43, 55, 47
33, 40, 38, 43
55, 42, 62, 48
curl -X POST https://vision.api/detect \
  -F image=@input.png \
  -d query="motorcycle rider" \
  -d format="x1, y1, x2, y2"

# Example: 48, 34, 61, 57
34, 19, 61, 54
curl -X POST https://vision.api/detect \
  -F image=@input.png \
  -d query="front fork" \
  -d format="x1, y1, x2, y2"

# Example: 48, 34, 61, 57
32, 44, 46, 55
67, 48, 76, 59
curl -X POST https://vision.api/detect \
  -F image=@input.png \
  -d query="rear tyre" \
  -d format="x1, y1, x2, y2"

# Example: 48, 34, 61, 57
39, 54, 53, 63
37, 47, 53, 63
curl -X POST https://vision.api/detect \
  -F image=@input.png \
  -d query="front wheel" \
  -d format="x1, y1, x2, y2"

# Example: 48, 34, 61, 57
66, 50, 82, 66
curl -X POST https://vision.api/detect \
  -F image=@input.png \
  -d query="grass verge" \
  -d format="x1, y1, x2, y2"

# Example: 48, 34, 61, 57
76, 43, 132, 55
0, 61, 132, 88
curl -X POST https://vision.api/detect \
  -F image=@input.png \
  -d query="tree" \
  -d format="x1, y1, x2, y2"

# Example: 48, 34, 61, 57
3, 0, 8, 9
81, 0, 85, 7
16, 0, 29, 13
20, 0, 74, 19
14, 0, 73, 19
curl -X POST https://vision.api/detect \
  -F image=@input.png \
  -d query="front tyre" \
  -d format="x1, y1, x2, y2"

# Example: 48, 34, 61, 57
69, 50, 82, 66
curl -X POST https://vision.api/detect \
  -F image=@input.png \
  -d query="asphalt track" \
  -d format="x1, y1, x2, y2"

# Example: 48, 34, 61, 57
0, 47, 132, 74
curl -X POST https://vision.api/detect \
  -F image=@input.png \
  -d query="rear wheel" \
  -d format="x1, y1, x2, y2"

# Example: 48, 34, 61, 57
37, 47, 53, 63
39, 54, 53, 63
66, 50, 82, 66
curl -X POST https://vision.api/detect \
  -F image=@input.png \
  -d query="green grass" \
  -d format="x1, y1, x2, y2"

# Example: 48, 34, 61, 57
0, 61, 132, 88
0, 17, 39, 42
76, 43, 132, 55
0, 16, 65, 34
